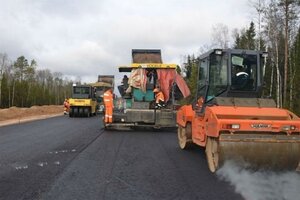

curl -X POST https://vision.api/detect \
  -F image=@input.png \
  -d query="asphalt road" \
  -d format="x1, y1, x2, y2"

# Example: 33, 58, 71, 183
0, 116, 242, 200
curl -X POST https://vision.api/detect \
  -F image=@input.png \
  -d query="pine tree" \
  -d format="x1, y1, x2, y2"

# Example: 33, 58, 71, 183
233, 22, 256, 50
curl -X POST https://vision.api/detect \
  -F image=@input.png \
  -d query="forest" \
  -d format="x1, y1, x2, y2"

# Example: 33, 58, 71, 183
182, 0, 300, 115
0, 55, 73, 108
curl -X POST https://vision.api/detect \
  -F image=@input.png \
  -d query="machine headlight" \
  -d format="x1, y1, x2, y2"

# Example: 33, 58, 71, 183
222, 124, 240, 130
281, 125, 296, 131
231, 124, 240, 129
214, 49, 222, 55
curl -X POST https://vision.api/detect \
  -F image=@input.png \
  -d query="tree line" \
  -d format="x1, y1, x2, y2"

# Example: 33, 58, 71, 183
182, 0, 300, 115
0, 54, 74, 108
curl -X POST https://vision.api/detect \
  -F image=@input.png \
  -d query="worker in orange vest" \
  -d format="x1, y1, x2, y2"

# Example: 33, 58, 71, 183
103, 88, 114, 123
153, 88, 165, 109
63, 98, 70, 115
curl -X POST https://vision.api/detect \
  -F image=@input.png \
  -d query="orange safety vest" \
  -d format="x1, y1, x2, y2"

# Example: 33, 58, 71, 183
155, 91, 165, 104
103, 90, 113, 107
103, 90, 114, 123
64, 100, 70, 110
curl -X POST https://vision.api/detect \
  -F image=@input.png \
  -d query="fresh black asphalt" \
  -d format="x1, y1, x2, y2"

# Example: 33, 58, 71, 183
0, 116, 243, 200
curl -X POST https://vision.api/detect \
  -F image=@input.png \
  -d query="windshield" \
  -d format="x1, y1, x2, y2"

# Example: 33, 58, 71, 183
72, 86, 91, 99
206, 54, 228, 101
231, 54, 257, 91
73, 87, 90, 95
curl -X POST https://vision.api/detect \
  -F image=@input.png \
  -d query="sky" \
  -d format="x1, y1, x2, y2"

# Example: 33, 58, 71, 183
0, 0, 253, 85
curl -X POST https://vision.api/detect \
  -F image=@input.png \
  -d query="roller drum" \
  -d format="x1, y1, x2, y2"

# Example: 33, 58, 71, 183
218, 133, 300, 171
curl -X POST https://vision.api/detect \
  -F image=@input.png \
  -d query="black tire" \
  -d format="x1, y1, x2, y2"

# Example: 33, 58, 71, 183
73, 107, 78, 117
84, 108, 89, 117
69, 108, 73, 117
88, 108, 92, 117
79, 108, 83, 117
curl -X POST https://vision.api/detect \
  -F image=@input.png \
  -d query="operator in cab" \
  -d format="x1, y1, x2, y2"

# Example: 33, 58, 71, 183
103, 88, 114, 123
231, 56, 249, 90
122, 75, 129, 90
153, 87, 165, 109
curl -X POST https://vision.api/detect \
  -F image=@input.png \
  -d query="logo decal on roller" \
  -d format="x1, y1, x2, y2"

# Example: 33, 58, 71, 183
251, 124, 271, 129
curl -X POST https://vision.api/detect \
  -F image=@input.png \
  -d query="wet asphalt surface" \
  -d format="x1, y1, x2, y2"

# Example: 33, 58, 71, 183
0, 116, 243, 200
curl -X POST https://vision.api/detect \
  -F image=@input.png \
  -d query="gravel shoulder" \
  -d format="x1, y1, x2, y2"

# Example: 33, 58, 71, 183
0, 105, 63, 127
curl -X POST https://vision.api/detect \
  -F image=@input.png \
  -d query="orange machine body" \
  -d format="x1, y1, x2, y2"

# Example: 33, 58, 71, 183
177, 104, 300, 148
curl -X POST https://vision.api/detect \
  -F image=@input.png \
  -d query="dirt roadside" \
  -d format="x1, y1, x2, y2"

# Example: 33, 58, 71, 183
0, 105, 64, 127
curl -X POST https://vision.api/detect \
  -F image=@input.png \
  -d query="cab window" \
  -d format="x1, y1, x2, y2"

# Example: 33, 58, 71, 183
231, 54, 257, 91
207, 54, 228, 101
196, 58, 208, 101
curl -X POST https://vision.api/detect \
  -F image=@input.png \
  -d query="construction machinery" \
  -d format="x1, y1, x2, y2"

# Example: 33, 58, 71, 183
104, 49, 190, 130
177, 49, 300, 172
69, 84, 97, 117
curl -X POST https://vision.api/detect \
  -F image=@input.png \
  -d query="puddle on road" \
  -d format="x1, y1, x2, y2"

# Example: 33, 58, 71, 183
217, 161, 300, 200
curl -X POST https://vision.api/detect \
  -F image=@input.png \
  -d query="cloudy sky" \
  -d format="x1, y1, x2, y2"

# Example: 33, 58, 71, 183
0, 0, 253, 85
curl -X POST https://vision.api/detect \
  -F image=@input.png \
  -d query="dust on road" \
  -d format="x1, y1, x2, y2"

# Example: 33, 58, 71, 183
217, 161, 300, 200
